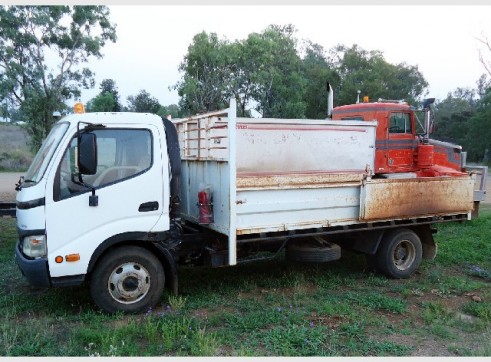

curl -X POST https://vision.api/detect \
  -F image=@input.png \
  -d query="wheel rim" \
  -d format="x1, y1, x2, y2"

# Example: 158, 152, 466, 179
108, 262, 151, 304
392, 239, 416, 271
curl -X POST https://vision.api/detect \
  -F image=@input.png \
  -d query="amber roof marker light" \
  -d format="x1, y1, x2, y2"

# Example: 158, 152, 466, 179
74, 102, 85, 114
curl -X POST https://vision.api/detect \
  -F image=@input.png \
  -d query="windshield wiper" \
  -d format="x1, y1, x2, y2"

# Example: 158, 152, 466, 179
15, 176, 37, 191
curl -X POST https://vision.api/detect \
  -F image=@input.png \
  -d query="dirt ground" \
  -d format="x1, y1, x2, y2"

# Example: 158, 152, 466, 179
0, 172, 23, 202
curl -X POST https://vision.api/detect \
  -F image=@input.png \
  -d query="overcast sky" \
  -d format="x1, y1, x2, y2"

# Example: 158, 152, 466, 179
78, 5, 491, 108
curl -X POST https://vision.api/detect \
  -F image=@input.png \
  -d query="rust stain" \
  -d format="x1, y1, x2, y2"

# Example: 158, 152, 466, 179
361, 176, 474, 220
237, 172, 365, 190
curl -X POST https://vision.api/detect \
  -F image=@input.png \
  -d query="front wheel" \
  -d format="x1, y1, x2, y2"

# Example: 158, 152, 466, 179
375, 228, 422, 279
90, 246, 165, 314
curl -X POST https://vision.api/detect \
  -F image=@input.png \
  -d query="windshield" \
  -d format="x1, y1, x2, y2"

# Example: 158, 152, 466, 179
24, 122, 69, 183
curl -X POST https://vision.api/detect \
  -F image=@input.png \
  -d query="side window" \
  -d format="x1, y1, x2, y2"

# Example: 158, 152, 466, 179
55, 129, 152, 201
389, 113, 411, 134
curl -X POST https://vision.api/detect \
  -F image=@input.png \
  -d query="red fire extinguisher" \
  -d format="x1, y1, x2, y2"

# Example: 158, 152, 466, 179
198, 187, 213, 224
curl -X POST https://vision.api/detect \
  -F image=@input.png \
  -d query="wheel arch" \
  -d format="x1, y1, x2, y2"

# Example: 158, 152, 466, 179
86, 232, 178, 295
351, 224, 435, 260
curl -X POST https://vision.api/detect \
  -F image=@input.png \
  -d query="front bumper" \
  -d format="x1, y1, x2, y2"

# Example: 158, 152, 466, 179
15, 239, 51, 287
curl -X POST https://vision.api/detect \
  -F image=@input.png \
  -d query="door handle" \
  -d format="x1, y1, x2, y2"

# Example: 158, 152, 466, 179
138, 201, 159, 212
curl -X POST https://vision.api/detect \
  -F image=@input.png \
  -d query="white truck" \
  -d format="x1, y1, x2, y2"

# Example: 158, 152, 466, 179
14, 93, 481, 314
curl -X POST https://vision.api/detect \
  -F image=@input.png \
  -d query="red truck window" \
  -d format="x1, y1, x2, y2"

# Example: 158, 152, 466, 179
389, 113, 411, 133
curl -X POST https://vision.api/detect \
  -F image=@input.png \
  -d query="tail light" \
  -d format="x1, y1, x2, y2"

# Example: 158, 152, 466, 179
197, 187, 213, 224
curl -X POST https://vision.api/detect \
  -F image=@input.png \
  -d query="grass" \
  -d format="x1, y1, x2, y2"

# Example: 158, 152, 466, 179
0, 211, 490, 356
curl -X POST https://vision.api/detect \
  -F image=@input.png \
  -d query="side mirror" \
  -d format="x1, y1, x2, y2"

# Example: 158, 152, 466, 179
78, 132, 97, 175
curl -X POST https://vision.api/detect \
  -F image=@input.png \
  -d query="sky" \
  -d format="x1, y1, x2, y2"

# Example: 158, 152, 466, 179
77, 5, 491, 108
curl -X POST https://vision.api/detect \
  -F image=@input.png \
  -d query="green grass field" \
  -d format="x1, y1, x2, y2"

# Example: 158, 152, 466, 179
0, 212, 490, 356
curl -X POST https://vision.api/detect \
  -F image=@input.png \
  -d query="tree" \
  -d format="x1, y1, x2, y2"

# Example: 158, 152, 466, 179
86, 92, 115, 112
127, 89, 161, 113
0, 6, 116, 150
173, 31, 232, 116
300, 41, 340, 119
175, 27, 429, 120
157, 104, 181, 119
477, 33, 491, 79
244, 25, 306, 119
331, 44, 428, 106
465, 88, 491, 161
431, 88, 476, 150
174, 25, 307, 118
99, 78, 121, 111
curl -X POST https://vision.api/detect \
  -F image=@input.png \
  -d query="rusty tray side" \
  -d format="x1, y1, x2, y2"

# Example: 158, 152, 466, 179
360, 176, 474, 221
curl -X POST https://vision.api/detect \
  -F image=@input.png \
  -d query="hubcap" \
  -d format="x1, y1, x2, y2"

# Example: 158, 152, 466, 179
108, 262, 151, 304
392, 240, 416, 271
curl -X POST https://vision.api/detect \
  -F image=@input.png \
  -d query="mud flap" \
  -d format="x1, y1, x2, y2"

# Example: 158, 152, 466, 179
154, 244, 179, 295
412, 225, 437, 260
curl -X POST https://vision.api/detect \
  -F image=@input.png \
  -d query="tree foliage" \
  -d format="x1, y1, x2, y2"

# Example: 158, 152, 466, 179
300, 41, 339, 119
157, 104, 181, 119
174, 31, 232, 116
174, 25, 429, 119
465, 88, 491, 161
0, 5, 116, 150
432, 88, 477, 144
248, 25, 306, 118
331, 44, 428, 106
99, 78, 121, 111
86, 92, 115, 112
127, 89, 161, 113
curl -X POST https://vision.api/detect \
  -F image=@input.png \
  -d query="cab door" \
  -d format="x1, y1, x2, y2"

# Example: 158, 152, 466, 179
386, 112, 416, 171
44, 125, 167, 279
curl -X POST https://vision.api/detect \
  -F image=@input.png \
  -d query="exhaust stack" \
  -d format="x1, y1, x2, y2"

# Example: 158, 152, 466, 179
327, 82, 333, 118
423, 98, 435, 143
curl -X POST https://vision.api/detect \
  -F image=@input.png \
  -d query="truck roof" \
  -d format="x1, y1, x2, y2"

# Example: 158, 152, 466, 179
332, 102, 413, 116
57, 112, 164, 127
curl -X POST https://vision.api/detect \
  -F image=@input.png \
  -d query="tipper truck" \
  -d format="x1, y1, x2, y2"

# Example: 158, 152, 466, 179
14, 85, 486, 313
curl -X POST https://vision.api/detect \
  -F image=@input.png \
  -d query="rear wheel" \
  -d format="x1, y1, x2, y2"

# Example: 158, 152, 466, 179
375, 229, 422, 279
90, 246, 165, 314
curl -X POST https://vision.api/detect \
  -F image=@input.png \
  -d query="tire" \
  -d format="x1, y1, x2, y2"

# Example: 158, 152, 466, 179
375, 228, 422, 279
90, 246, 165, 314
286, 239, 341, 263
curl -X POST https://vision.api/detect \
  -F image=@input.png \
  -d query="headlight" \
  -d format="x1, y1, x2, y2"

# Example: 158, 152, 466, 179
22, 235, 47, 258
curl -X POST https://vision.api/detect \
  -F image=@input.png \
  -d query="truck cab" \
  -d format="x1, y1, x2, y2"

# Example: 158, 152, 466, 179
331, 99, 465, 177
15, 112, 174, 312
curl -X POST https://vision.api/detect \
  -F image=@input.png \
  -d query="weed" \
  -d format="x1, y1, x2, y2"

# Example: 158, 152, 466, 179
160, 316, 217, 355
0, 324, 18, 356
344, 292, 406, 314
421, 301, 453, 325
471, 339, 491, 356
168, 295, 187, 312
462, 302, 491, 322
430, 324, 455, 339
320, 300, 355, 317
261, 323, 329, 356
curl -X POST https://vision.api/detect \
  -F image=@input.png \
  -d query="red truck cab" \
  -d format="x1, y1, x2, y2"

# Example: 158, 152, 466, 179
331, 99, 465, 177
